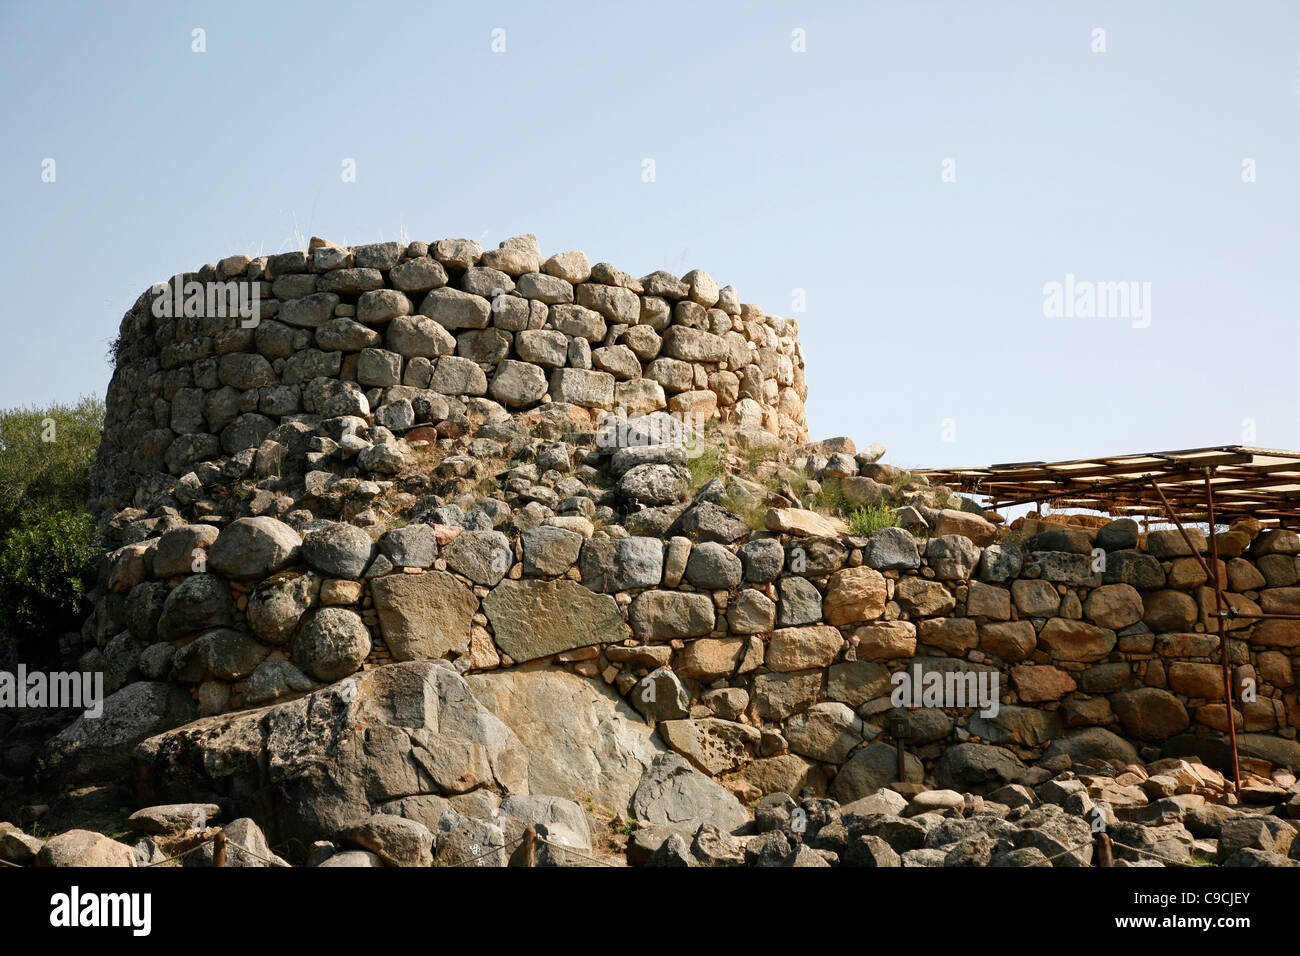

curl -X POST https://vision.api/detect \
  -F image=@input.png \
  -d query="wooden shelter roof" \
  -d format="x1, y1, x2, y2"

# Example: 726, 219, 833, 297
918, 446, 1300, 528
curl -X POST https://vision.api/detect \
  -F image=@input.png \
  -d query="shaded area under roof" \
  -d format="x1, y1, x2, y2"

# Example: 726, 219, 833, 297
918, 445, 1300, 529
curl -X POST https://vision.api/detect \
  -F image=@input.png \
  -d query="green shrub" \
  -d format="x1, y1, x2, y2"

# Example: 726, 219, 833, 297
720, 484, 769, 531
847, 505, 900, 535
0, 395, 104, 538
0, 509, 102, 635
0, 397, 104, 646
809, 476, 846, 515
687, 439, 725, 494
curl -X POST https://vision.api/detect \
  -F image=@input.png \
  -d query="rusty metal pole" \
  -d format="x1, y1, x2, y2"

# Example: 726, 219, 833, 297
1219, 610, 1300, 621
1093, 832, 1113, 867
1149, 478, 1241, 795
1203, 471, 1242, 795
1148, 480, 1218, 584
890, 715, 909, 781
213, 830, 227, 868
520, 825, 537, 867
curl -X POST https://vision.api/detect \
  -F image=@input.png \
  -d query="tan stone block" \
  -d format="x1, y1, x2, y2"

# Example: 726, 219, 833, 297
1168, 661, 1226, 699
1082, 583, 1143, 629
853, 621, 917, 661
678, 637, 761, 681
917, 617, 978, 655
979, 620, 1037, 662
1257, 651, 1293, 688
766, 625, 843, 672
823, 566, 887, 626
1038, 617, 1116, 662
1010, 665, 1076, 702
966, 581, 1010, 620
321, 579, 363, 605
1195, 703, 1243, 732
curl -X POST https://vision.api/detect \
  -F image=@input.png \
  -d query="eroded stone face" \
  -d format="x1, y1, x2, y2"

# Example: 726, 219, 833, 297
482, 579, 627, 662
208, 517, 302, 579
629, 590, 715, 640
467, 667, 663, 811
295, 608, 370, 682
242, 583, 312, 653
822, 566, 886, 626
134, 661, 529, 847
371, 571, 479, 660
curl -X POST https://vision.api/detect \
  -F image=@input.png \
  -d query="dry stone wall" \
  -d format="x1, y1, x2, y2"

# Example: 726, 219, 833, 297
85, 487, 1300, 801
91, 233, 807, 518
66, 233, 1300, 810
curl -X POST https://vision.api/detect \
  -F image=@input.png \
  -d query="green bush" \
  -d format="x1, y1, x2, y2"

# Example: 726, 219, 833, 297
0, 509, 102, 635
0, 395, 104, 538
847, 505, 900, 536
0, 396, 105, 642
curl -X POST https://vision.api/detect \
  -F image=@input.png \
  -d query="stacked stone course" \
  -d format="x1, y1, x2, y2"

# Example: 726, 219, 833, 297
73, 234, 1300, 809
92, 233, 807, 517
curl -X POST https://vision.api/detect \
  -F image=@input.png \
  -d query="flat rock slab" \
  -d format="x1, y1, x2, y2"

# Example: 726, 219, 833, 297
483, 579, 628, 662
371, 571, 478, 660
467, 668, 665, 812
128, 803, 221, 834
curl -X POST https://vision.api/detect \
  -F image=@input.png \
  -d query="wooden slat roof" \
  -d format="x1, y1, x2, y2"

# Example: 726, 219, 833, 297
918, 446, 1300, 528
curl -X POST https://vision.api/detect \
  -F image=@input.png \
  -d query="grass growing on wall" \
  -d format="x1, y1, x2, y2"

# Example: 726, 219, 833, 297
809, 476, 846, 515
687, 435, 726, 494
847, 505, 900, 535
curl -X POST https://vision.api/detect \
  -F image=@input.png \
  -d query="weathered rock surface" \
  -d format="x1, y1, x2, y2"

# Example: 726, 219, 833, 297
467, 668, 665, 812
629, 753, 749, 833
38, 682, 195, 788
371, 571, 479, 660
134, 661, 528, 847
482, 579, 628, 662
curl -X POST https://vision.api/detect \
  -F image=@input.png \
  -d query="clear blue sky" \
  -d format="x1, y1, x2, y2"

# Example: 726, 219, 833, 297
3, 0, 1297, 472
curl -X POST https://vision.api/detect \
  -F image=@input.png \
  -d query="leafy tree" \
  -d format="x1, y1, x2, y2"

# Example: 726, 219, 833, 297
0, 396, 104, 538
0, 396, 105, 641
0, 510, 101, 635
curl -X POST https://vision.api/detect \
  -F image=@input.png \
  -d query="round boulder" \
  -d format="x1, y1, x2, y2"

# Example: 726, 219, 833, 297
489, 360, 548, 408
209, 517, 302, 579
619, 463, 689, 506
685, 542, 743, 589
246, 572, 314, 645
1110, 687, 1190, 742
302, 522, 376, 579
831, 742, 924, 803
124, 581, 170, 643
157, 574, 234, 641
295, 608, 371, 681
1042, 727, 1140, 766
934, 743, 1027, 794
738, 538, 784, 583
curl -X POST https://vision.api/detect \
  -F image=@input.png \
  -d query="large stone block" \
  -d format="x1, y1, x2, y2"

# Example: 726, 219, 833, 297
629, 590, 715, 640
371, 571, 479, 660
482, 579, 628, 662
822, 566, 887, 626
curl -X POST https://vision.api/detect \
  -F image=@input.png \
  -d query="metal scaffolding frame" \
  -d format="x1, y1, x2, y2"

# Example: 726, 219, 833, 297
920, 445, 1300, 793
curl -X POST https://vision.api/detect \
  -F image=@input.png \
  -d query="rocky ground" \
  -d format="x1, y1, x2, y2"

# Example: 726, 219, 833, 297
5, 746, 1299, 867
5, 413, 1300, 867
5, 235, 1299, 870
